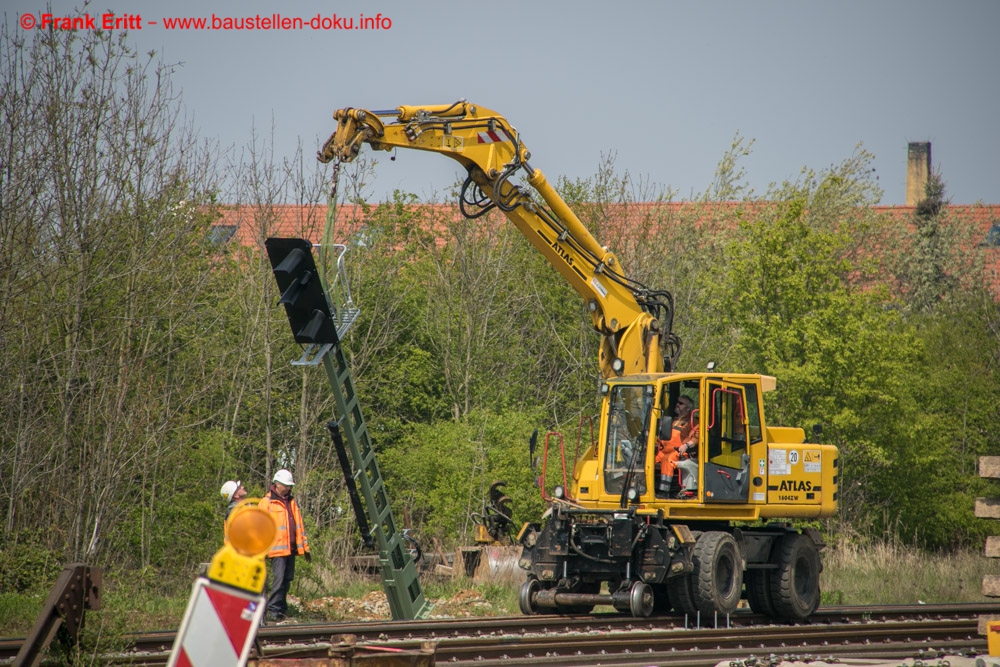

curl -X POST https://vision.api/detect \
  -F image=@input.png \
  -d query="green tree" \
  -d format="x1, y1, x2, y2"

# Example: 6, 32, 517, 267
720, 193, 915, 518
879, 174, 1000, 546
705, 153, 1000, 547
899, 172, 955, 312
379, 409, 546, 544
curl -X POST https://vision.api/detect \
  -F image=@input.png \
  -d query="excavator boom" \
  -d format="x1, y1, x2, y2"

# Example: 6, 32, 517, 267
319, 102, 679, 376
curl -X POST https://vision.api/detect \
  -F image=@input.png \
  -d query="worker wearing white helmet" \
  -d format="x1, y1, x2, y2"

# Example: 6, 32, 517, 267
220, 480, 247, 546
259, 468, 311, 622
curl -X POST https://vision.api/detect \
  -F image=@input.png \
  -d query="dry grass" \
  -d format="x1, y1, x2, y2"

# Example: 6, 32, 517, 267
821, 539, 999, 605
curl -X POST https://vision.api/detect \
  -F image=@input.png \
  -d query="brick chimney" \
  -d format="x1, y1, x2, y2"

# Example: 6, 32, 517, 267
906, 141, 931, 206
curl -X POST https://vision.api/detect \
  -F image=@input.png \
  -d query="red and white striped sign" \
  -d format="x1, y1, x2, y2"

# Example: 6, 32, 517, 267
168, 578, 265, 667
477, 130, 509, 144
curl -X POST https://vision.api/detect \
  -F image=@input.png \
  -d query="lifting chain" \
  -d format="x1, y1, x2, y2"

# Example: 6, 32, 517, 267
328, 159, 341, 201
318, 160, 342, 283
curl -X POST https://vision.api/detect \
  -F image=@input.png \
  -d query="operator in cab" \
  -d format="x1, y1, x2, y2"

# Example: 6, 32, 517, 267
656, 395, 696, 498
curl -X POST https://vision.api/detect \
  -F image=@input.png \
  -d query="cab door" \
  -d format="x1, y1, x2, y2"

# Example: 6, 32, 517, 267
703, 381, 751, 503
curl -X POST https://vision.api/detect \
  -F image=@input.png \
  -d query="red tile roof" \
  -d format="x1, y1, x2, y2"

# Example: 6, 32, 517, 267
214, 202, 1000, 293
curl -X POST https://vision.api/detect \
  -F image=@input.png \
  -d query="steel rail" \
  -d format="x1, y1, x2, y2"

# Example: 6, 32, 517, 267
0, 603, 995, 665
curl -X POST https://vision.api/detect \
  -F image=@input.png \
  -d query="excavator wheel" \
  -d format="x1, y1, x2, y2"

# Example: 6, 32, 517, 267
519, 578, 541, 615
745, 569, 777, 617
650, 583, 672, 613
770, 533, 821, 621
665, 572, 697, 615
692, 531, 743, 615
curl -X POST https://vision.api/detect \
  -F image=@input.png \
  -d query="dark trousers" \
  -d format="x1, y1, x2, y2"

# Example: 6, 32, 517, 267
266, 554, 296, 617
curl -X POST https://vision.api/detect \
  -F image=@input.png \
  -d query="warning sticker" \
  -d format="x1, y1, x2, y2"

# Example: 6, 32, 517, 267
769, 449, 789, 476
758, 459, 766, 476
803, 450, 822, 473
590, 277, 608, 298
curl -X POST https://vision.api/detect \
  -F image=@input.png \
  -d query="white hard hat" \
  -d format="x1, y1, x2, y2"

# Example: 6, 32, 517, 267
273, 469, 295, 486
221, 480, 241, 502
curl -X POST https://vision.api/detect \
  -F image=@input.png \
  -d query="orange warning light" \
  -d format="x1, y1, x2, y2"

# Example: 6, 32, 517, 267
228, 503, 277, 557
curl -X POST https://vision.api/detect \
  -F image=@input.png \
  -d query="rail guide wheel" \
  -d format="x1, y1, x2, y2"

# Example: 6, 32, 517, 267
519, 578, 541, 615
629, 581, 654, 617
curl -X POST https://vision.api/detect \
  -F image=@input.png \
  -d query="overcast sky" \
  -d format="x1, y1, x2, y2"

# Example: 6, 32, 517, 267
6, 1, 999, 205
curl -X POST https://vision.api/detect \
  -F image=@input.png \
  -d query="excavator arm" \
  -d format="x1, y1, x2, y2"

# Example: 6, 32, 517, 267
319, 101, 680, 376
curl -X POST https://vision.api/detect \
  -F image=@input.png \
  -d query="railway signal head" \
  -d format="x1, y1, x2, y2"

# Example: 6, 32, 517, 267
265, 237, 338, 345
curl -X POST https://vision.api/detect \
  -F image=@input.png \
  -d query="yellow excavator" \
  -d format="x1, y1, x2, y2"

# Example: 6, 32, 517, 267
319, 101, 838, 620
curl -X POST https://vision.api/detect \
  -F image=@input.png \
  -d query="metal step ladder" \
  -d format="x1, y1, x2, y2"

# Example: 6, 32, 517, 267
322, 345, 430, 621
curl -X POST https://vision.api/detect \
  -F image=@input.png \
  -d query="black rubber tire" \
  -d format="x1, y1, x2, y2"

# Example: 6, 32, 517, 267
769, 533, 821, 621
650, 583, 672, 613
629, 581, 654, 618
692, 531, 744, 615
519, 578, 541, 615
745, 569, 777, 617
665, 573, 697, 615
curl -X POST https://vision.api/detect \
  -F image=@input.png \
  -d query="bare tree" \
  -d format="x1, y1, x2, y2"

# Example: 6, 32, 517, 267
0, 19, 220, 569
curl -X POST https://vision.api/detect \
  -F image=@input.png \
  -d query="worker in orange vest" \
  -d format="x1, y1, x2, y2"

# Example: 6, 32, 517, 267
259, 469, 311, 621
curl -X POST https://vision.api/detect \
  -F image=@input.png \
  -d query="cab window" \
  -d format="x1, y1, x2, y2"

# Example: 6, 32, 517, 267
706, 382, 748, 468
602, 385, 651, 495
740, 383, 763, 444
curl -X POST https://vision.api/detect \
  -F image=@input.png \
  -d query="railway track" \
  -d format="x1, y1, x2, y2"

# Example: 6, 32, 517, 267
1, 604, 995, 665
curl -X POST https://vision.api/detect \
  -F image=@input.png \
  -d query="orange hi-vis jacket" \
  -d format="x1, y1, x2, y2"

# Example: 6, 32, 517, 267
259, 490, 310, 558
656, 416, 693, 478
